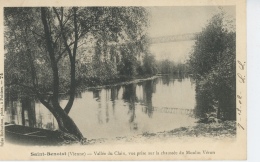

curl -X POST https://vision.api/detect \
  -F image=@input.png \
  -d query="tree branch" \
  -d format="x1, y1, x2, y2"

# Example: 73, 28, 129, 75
56, 40, 77, 63
53, 7, 73, 59
41, 7, 60, 106
72, 7, 79, 58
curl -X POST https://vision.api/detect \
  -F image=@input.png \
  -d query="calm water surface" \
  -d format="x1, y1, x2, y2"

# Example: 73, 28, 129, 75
6, 76, 197, 139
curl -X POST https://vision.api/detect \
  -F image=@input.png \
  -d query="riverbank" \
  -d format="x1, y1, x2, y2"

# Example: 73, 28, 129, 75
79, 75, 160, 91
85, 121, 236, 145
5, 120, 236, 146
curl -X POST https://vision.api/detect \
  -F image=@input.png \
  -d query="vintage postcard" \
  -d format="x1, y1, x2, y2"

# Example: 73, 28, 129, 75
0, 0, 246, 160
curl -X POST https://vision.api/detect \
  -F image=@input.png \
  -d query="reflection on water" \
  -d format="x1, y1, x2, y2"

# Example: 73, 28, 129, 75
6, 75, 197, 139
5, 96, 56, 130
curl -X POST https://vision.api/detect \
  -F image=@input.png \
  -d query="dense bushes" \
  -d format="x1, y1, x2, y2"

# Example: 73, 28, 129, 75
189, 13, 236, 120
156, 59, 189, 75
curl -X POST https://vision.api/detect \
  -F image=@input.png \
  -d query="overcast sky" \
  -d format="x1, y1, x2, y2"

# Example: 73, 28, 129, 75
147, 6, 236, 63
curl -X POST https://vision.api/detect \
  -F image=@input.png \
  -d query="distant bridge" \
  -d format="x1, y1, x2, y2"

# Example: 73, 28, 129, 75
150, 32, 199, 44
82, 32, 199, 51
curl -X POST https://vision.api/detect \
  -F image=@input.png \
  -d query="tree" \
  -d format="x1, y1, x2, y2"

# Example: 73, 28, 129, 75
4, 7, 148, 143
189, 12, 236, 120
142, 53, 157, 76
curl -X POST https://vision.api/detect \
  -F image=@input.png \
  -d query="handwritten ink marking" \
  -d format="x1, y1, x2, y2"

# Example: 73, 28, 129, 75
237, 60, 246, 70
237, 123, 245, 130
236, 108, 241, 113
237, 73, 245, 83
236, 58, 246, 132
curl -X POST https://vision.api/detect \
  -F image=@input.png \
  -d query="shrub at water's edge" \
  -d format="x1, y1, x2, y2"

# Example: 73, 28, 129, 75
189, 12, 236, 121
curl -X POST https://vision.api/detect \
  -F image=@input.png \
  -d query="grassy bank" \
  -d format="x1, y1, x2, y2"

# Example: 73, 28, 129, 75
155, 120, 236, 138
86, 121, 236, 145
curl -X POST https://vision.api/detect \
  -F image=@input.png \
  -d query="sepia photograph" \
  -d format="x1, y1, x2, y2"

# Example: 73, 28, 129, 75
0, 0, 246, 160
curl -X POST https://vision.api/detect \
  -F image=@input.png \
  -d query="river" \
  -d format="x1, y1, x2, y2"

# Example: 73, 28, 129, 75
5, 75, 197, 139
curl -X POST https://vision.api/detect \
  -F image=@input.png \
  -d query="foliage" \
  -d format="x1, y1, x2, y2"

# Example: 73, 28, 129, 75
4, 7, 149, 141
188, 12, 236, 120
73, 7, 151, 83
156, 59, 189, 75
141, 53, 157, 76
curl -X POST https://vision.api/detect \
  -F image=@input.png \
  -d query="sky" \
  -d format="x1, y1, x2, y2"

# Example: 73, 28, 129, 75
146, 6, 236, 63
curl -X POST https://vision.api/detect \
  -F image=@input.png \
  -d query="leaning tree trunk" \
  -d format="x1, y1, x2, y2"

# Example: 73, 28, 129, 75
64, 56, 76, 114
43, 102, 85, 142
39, 7, 85, 143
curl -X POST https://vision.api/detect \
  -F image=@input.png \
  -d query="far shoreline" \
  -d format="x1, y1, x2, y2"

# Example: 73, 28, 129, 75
81, 75, 161, 91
